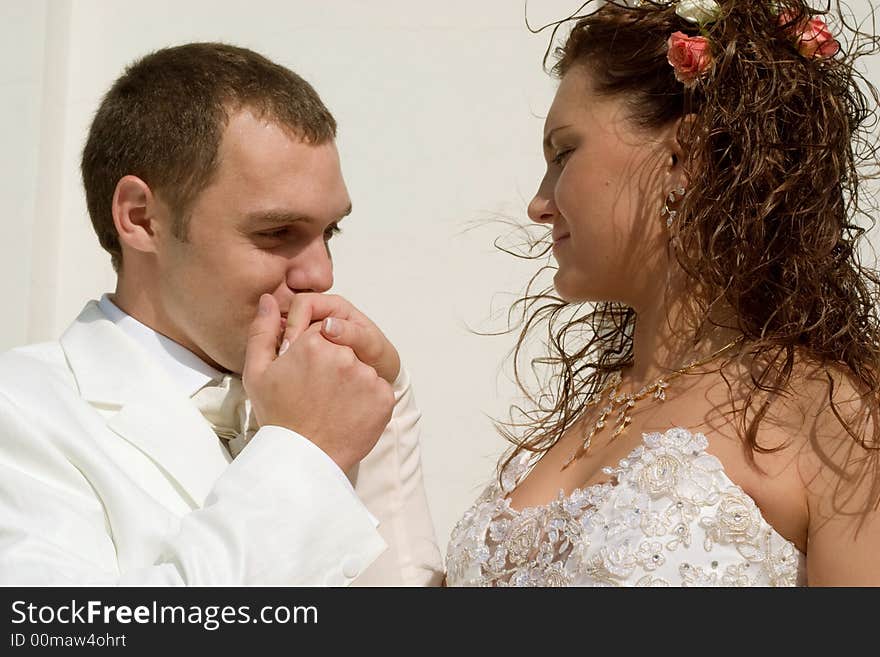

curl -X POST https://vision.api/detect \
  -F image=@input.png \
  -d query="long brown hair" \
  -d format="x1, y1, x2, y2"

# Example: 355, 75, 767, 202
497, 0, 880, 509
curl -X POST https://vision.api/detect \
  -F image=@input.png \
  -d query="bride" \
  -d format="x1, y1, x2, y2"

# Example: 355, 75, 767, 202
446, 0, 880, 586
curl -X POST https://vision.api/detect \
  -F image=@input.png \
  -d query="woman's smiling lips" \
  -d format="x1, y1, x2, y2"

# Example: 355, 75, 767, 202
552, 232, 571, 248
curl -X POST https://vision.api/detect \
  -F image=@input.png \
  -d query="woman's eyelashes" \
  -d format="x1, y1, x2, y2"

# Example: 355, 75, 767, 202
552, 148, 574, 167
323, 223, 341, 242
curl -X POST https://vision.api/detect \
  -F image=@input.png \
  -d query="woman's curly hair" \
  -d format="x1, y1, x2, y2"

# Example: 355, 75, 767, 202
498, 0, 880, 511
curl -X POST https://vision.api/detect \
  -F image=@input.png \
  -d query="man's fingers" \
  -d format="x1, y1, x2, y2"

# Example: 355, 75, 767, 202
285, 294, 357, 345
243, 294, 282, 384
320, 317, 378, 362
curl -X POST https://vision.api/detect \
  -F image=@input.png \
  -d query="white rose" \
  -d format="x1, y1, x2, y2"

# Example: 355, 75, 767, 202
675, 0, 721, 24
715, 495, 759, 540
638, 453, 681, 495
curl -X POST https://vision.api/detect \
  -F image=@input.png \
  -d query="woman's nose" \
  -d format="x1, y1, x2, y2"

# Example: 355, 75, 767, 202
528, 192, 558, 224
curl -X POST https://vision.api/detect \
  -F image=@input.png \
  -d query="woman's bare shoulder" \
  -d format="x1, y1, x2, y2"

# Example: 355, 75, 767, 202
708, 350, 877, 469
791, 358, 880, 584
785, 356, 880, 513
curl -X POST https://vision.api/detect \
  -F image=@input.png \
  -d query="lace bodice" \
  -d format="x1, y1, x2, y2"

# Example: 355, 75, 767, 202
446, 427, 806, 587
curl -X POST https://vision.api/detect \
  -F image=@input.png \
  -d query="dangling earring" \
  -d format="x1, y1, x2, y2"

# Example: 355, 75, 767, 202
660, 186, 686, 227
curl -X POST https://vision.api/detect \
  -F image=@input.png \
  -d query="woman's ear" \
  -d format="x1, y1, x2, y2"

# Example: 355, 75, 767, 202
111, 175, 161, 256
665, 114, 696, 188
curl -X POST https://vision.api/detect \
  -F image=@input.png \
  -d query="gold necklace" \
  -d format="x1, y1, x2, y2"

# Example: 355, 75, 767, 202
564, 334, 746, 466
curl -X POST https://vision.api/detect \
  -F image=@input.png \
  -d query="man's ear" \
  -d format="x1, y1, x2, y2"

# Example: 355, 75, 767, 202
111, 175, 162, 256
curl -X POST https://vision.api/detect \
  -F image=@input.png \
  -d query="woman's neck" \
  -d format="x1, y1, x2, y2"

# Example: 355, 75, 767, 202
625, 283, 744, 392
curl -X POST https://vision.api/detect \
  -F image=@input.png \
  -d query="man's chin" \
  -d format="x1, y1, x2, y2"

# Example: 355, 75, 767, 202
231, 349, 248, 376
207, 347, 245, 377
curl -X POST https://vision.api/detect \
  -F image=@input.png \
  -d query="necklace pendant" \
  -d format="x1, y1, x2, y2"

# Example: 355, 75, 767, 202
612, 415, 632, 438
566, 429, 596, 466
565, 441, 587, 467
654, 380, 668, 401
584, 423, 598, 448
566, 338, 745, 463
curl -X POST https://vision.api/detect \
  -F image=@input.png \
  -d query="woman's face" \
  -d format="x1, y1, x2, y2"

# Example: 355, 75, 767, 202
529, 65, 685, 309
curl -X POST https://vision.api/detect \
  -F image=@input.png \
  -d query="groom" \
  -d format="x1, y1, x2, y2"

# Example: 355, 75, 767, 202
0, 42, 442, 585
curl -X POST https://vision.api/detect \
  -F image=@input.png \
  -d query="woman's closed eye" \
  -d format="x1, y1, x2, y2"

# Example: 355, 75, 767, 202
552, 148, 574, 167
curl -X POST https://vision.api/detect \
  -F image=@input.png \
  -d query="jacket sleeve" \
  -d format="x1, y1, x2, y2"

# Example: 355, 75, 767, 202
0, 391, 386, 585
349, 367, 444, 586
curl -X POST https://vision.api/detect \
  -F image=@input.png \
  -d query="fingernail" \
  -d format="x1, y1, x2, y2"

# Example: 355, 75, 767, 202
278, 339, 290, 356
258, 295, 271, 316
322, 317, 340, 338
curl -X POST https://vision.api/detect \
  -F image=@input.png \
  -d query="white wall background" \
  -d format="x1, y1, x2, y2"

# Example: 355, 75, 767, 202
2, 0, 879, 558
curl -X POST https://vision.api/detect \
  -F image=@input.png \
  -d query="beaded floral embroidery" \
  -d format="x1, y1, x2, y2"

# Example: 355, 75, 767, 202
446, 427, 804, 587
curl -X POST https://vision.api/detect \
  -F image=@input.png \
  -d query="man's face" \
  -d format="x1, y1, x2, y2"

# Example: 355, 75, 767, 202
153, 107, 351, 373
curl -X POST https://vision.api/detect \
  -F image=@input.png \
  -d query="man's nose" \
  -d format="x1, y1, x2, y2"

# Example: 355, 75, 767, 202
286, 239, 334, 293
527, 178, 559, 225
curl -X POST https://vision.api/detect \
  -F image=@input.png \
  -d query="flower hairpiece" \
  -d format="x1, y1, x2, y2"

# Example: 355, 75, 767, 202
663, 1, 840, 88
667, 32, 713, 86
778, 12, 839, 59
675, 0, 721, 25
664, 1, 719, 86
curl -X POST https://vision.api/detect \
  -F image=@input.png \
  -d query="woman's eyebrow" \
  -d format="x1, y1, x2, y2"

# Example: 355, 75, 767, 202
543, 124, 573, 151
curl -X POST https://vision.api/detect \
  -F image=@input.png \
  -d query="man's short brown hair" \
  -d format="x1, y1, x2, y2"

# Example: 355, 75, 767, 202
81, 42, 337, 271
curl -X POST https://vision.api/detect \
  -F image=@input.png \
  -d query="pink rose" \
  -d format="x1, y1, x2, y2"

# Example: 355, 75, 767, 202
666, 32, 713, 86
780, 13, 839, 59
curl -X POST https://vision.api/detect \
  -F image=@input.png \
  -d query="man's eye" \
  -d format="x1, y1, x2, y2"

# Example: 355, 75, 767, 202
257, 228, 289, 239
324, 224, 341, 241
552, 149, 573, 166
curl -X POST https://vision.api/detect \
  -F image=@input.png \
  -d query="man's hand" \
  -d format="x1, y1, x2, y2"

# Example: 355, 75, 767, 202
281, 293, 401, 385
242, 294, 394, 472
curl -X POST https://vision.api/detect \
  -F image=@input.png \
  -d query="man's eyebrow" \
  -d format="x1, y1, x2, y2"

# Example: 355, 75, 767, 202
245, 210, 308, 225
245, 204, 352, 225
543, 124, 572, 151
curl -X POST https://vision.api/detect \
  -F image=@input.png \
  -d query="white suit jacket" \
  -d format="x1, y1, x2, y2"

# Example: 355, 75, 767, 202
0, 301, 442, 586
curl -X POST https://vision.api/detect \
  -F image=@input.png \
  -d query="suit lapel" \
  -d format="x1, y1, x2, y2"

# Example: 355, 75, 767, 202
60, 301, 231, 507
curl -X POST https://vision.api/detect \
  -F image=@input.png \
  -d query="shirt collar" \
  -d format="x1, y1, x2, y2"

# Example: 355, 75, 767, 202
97, 294, 223, 397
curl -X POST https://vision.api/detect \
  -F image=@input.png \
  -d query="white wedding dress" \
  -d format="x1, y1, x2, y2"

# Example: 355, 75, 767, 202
445, 427, 806, 586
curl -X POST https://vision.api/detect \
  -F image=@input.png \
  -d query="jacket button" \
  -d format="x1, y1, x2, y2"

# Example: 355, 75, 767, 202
342, 556, 361, 579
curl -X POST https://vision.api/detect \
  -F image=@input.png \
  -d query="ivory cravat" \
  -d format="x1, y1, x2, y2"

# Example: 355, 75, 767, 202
190, 374, 259, 457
